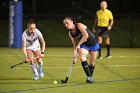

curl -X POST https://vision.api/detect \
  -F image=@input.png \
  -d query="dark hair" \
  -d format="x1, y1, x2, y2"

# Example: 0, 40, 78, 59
27, 20, 36, 28
63, 16, 77, 24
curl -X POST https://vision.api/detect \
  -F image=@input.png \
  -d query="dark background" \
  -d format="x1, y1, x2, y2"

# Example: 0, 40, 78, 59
0, 0, 140, 47
0, 0, 140, 17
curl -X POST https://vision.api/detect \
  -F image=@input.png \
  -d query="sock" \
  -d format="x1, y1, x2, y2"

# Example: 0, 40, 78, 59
38, 63, 43, 72
98, 44, 102, 57
89, 65, 95, 76
81, 61, 91, 77
30, 64, 38, 76
106, 44, 110, 55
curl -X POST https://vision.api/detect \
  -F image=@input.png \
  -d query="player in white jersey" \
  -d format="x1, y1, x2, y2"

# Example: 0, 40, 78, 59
22, 21, 46, 80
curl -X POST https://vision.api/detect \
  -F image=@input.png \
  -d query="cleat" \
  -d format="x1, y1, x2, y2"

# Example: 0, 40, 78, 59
97, 56, 102, 59
105, 54, 111, 58
33, 75, 39, 80
39, 71, 44, 78
38, 70, 44, 78
86, 76, 94, 83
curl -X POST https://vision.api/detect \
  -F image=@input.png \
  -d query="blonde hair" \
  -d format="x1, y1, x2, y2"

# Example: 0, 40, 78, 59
100, 1, 107, 6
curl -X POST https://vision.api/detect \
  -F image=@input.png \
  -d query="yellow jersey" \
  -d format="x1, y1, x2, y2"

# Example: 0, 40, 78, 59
96, 9, 113, 27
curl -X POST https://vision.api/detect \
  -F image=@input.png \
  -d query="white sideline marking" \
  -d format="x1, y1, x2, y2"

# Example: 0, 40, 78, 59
107, 65, 140, 67
14, 65, 140, 70
1, 55, 140, 58
113, 56, 140, 58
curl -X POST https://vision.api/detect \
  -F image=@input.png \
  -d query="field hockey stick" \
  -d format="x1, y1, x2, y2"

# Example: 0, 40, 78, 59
61, 48, 79, 83
10, 56, 41, 69
61, 63, 74, 83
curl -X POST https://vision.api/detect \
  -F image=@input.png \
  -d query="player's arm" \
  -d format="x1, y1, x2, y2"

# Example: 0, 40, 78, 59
22, 41, 29, 62
39, 37, 45, 55
108, 11, 114, 30
22, 32, 29, 61
92, 13, 98, 33
37, 30, 45, 55
68, 32, 78, 64
68, 32, 77, 48
92, 18, 98, 33
76, 23, 89, 48
22, 32, 27, 57
108, 19, 114, 30
22, 41, 27, 57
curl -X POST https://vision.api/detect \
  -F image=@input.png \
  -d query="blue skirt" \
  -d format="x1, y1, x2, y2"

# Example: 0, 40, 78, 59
80, 43, 100, 52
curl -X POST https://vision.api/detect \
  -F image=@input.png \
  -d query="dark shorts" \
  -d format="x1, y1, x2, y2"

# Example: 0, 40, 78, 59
96, 27, 110, 38
80, 43, 100, 52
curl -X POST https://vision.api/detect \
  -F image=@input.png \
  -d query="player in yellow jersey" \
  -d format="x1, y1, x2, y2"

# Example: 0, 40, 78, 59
92, 1, 114, 59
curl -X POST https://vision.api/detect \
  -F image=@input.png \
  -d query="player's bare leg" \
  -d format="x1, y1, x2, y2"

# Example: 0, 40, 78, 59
34, 50, 44, 78
79, 48, 93, 83
98, 37, 102, 59
27, 50, 39, 80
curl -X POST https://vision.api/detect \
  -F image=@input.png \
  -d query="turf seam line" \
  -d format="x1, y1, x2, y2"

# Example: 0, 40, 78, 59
0, 78, 140, 93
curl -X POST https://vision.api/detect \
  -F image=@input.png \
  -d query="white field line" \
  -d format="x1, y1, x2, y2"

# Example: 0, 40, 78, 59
0, 55, 140, 58
113, 56, 140, 58
107, 65, 140, 67
14, 65, 140, 70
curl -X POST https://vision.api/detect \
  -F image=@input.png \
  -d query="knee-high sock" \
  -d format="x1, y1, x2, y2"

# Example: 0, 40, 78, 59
89, 65, 95, 76
81, 61, 91, 77
106, 44, 110, 55
38, 63, 43, 72
30, 64, 38, 76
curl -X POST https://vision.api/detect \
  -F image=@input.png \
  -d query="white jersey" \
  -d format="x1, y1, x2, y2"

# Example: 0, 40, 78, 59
22, 29, 43, 50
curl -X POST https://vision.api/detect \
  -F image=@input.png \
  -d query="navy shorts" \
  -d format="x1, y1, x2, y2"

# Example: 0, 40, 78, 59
80, 43, 100, 52
96, 27, 110, 38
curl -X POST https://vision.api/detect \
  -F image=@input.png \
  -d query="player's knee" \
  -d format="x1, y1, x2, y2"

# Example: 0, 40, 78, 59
89, 61, 95, 66
30, 60, 35, 65
98, 40, 102, 44
37, 59, 43, 64
106, 41, 110, 45
80, 58, 86, 62
79, 54, 87, 62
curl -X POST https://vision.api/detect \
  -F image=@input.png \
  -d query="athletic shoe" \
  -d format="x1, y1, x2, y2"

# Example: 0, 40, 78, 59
86, 76, 94, 83
105, 54, 112, 58
33, 75, 39, 80
38, 70, 44, 78
97, 55, 102, 59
